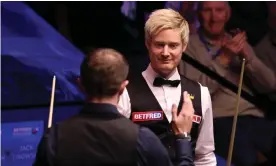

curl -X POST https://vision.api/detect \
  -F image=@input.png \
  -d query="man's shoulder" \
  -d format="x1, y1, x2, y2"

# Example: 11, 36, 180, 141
188, 33, 201, 45
185, 33, 203, 57
189, 33, 200, 40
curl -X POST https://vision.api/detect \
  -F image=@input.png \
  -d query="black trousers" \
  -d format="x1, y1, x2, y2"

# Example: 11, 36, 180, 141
214, 116, 276, 166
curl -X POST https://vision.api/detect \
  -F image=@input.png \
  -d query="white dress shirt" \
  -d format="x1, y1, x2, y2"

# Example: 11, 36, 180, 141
118, 64, 216, 166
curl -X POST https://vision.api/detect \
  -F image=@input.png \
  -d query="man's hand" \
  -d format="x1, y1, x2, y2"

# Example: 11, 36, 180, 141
223, 32, 246, 55
171, 91, 194, 135
218, 30, 248, 65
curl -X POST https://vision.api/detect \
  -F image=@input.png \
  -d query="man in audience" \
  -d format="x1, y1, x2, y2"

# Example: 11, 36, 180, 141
178, 1, 276, 166
118, 9, 216, 166
33, 48, 196, 166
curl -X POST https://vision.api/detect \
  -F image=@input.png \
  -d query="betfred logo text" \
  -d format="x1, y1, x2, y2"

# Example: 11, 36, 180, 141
132, 111, 163, 122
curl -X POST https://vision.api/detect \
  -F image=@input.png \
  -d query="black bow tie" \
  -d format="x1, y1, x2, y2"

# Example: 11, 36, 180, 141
153, 77, 180, 87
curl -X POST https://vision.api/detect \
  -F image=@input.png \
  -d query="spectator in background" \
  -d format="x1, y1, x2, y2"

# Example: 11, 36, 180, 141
178, 1, 276, 166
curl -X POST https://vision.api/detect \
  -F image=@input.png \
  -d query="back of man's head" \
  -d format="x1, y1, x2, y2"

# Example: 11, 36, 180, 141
80, 48, 129, 98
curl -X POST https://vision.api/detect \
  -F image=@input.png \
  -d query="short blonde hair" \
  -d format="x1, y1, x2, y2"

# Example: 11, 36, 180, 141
145, 8, 189, 45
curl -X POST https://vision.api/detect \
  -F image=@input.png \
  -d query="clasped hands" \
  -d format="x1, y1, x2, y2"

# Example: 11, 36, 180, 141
218, 29, 249, 65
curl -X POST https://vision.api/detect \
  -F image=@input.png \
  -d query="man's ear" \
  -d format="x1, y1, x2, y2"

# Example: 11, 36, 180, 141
118, 80, 129, 96
77, 77, 85, 93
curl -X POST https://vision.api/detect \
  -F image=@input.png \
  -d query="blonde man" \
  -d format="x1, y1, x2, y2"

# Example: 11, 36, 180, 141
118, 9, 216, 166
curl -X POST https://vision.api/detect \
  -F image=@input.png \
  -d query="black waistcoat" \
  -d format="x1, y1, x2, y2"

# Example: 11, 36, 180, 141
53, 103, 139, 166
127, 71, 202, 160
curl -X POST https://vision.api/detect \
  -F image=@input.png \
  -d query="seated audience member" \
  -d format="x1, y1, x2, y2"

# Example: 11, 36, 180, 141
178, 1, 276, 166
33, 48, 196, 166
254, 2, 276, 103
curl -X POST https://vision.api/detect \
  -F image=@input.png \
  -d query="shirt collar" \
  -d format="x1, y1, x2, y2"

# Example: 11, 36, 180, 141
142, 63, 181, 85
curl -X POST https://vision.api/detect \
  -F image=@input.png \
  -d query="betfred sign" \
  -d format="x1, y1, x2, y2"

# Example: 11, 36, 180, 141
132, 111, 163, 122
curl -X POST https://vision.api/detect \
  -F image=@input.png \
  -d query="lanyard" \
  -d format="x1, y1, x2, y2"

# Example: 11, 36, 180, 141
198, 31, 221, 59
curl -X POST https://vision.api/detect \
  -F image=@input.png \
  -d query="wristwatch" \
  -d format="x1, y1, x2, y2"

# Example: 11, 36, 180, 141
175, 132, 191, 141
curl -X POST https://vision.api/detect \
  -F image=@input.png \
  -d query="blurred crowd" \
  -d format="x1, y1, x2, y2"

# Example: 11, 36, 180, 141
27, 1, 276, 166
